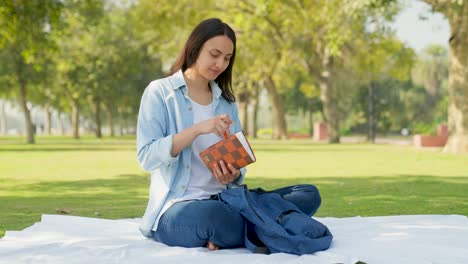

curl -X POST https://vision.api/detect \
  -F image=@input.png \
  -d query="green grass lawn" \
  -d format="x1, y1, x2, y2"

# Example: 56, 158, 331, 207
1, 136, 467, 238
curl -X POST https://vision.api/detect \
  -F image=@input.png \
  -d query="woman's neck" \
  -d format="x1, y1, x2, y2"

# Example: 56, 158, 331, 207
183, 68, 210, 93
183, 68, 212, 105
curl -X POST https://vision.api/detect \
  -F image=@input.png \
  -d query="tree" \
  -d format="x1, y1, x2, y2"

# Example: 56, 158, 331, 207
0, 49, 16, 135
356, 0, 468, 154
225, 0, 299, 139
421, 0, 468, 149
0, 1, 62, 143
51, 0, 104, 139
409, 44, 449, 133
93, 5, 164, 137
413, 45, 449, 105
353, 30, 414, 142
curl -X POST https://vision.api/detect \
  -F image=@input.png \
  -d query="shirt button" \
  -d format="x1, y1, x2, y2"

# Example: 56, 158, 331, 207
188, 107, 192, 111
181, 185, 186, 189
186, 165, 189, 169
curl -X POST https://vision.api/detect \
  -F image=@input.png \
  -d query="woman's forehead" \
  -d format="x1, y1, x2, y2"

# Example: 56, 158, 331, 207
203, 35, 234, 55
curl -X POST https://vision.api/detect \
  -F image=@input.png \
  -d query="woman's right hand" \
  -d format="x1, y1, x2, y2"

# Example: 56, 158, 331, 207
170, 114, 232, 157
196, 114, 232, 138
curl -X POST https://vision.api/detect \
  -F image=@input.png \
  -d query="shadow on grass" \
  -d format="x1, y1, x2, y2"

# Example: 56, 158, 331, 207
0, 174, 150, 238
1, 174, 467, 238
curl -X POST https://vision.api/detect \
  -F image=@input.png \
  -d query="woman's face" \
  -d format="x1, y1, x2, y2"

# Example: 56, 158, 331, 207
194, 35, 234, 81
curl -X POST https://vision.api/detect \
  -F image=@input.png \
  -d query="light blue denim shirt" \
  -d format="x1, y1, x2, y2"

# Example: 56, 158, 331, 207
136, 69, 246, 237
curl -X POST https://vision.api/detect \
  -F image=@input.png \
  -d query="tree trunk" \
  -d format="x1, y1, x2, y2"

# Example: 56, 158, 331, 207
264, 75, 288, 139
108, 108, 114, 137
367, 82, 376, 143
123, 118, 128, 135
117, 108, 124, 136
119, 122, 124, 136
71, 98, 80, 139
308, 99, 314, 137
1, 101, 7, 135
92, 97, 102, 138
44, 105, 52, 135
251, 84, 260, 138
443, 3, 468, 154
18, 79, 35, 143
319, 54, 340, 143
57, 111, 66, 135
237, 91, 249, 135
15, 52, 35, 143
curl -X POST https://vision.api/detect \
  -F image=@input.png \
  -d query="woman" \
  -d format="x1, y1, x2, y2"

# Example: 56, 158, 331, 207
136, 18, 321, 251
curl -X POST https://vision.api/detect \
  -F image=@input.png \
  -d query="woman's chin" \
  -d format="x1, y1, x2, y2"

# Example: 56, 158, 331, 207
206, 71, 221, 80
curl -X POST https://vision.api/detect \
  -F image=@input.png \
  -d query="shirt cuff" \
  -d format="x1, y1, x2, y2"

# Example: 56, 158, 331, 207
160, 134, 179, 167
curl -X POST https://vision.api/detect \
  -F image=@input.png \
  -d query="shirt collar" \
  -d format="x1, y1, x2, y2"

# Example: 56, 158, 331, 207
171, 69, 223, 100
171, 69, 186, 90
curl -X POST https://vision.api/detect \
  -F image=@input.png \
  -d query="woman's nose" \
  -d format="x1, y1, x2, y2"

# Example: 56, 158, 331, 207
216, 58, 227, 69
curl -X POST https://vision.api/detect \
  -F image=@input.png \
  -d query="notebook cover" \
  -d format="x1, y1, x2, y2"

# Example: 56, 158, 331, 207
199, 131, 255, 171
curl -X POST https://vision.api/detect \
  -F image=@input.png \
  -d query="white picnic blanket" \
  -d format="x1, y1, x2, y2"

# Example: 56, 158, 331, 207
1, 214, 467, 264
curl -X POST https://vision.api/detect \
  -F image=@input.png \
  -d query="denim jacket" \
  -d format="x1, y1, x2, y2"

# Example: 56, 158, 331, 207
136, 70, 246, 237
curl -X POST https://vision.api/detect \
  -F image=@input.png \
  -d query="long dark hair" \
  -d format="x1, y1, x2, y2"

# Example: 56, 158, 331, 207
168, 18, 237, 103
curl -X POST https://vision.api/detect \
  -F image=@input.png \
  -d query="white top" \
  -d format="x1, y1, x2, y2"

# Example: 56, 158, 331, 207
179, 99, 225, 201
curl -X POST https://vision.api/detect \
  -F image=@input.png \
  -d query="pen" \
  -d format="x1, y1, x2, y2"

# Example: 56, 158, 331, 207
222, 118, 229, 139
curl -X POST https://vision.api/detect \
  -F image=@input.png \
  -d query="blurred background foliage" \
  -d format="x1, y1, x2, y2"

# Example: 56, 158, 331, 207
0, 0, 462, 148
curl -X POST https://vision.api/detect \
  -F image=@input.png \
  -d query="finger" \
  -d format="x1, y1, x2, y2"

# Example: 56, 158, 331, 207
228, 164, 240, 178
219, 115, 233, 129
217, 121, 228, 132
215, 118, 229, 137
215, 162, 227, 184
219, 120, 229, 137
219, 160, 231, 177
218, 119, 228, 130
213, 164, 227, 184
215, 123, 222, 135
223, 162, 235, 184
213, 164, 221, 178
214, 123, 224, 137
219, 114, 228, 122
220, 114, 233, 124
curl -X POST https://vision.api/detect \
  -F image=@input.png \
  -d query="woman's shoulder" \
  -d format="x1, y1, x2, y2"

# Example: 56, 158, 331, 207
144, 74, 180, 98
146, 76, 171, 92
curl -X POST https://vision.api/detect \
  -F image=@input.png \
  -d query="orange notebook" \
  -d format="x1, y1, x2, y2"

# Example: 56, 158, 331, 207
199, 131, 256, 171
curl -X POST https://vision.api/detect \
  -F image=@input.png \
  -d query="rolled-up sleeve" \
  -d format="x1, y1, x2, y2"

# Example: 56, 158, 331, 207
136, 84, 179, 171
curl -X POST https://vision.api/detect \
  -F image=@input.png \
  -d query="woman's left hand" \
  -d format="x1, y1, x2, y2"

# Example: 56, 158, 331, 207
212, 160, 240, 185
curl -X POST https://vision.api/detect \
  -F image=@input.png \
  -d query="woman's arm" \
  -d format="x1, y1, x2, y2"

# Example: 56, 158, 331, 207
137, 83, 234, 171
136, 85, 178, 171
171, 114, 232, 157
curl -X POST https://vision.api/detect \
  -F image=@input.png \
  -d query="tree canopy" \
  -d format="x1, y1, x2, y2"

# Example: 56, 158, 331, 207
0, 0, 465, 154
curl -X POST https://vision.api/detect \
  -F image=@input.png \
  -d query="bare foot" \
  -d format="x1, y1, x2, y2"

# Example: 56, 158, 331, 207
207, 241, 219, 251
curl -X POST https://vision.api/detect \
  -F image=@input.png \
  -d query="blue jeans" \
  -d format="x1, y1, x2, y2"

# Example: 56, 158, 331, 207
152, 184, 321, 248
